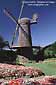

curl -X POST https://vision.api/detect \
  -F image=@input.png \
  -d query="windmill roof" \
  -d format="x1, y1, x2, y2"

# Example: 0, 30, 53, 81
18, 18, 30, 24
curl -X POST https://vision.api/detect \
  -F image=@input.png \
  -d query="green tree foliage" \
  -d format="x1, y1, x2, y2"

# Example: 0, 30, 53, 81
51, 42, 56, 54
44, 41, 56, 58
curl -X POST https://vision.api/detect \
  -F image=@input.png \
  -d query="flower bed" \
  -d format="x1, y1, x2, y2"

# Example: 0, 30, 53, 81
0, 63, 45, 79
0, 63, 56, 84
0, 76, 56, 85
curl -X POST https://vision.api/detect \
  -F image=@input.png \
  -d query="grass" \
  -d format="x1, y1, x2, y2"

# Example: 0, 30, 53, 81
24, 58, 56, 76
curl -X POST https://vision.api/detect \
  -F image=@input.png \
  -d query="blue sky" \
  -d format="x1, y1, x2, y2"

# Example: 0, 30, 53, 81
0, 0, 56, 47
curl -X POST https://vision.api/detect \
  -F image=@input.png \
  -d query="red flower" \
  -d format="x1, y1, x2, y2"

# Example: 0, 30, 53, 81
8, 78, 23, 85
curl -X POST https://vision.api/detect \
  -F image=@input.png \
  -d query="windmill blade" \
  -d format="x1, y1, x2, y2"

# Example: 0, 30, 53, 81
3, 8, 28, 36
3, 8, 18, 24
3, 8, 24, 30
19, 1, 24, 19
11, 31, 16, 46
11, 24, 19, 46
3, 8, 19, 46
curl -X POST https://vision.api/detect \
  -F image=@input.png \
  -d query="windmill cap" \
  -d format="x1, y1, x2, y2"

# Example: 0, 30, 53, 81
18, 18, 30, 24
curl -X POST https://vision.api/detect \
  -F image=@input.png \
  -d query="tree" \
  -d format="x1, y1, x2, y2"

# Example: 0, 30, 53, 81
0, 35, 10, 50
0, 35, 4, 49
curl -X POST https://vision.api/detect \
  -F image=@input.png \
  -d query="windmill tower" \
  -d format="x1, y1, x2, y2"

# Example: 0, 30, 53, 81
3, 2, 38, 59
18, 18, 32, 47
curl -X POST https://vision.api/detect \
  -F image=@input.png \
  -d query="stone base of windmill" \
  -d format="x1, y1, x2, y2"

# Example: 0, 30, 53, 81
16, 55, 29, 64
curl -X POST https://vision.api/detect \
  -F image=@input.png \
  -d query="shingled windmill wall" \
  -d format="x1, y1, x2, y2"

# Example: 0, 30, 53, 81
18, 18, 32, 47
17, 18, 33, 59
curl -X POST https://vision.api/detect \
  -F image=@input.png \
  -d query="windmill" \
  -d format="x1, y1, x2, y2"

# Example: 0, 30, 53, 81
3, 1, 38, 59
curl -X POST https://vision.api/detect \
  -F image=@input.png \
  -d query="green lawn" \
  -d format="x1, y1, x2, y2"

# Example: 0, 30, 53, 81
24, 60, 56, 76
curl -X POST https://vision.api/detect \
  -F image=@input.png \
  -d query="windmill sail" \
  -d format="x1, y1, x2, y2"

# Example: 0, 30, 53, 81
11, 31, 16, 46
11, 24, 19, 46
3, 8, 18, 24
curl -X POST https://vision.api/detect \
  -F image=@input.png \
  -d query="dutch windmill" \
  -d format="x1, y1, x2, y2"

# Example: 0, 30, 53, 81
3, 1, 38, 58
